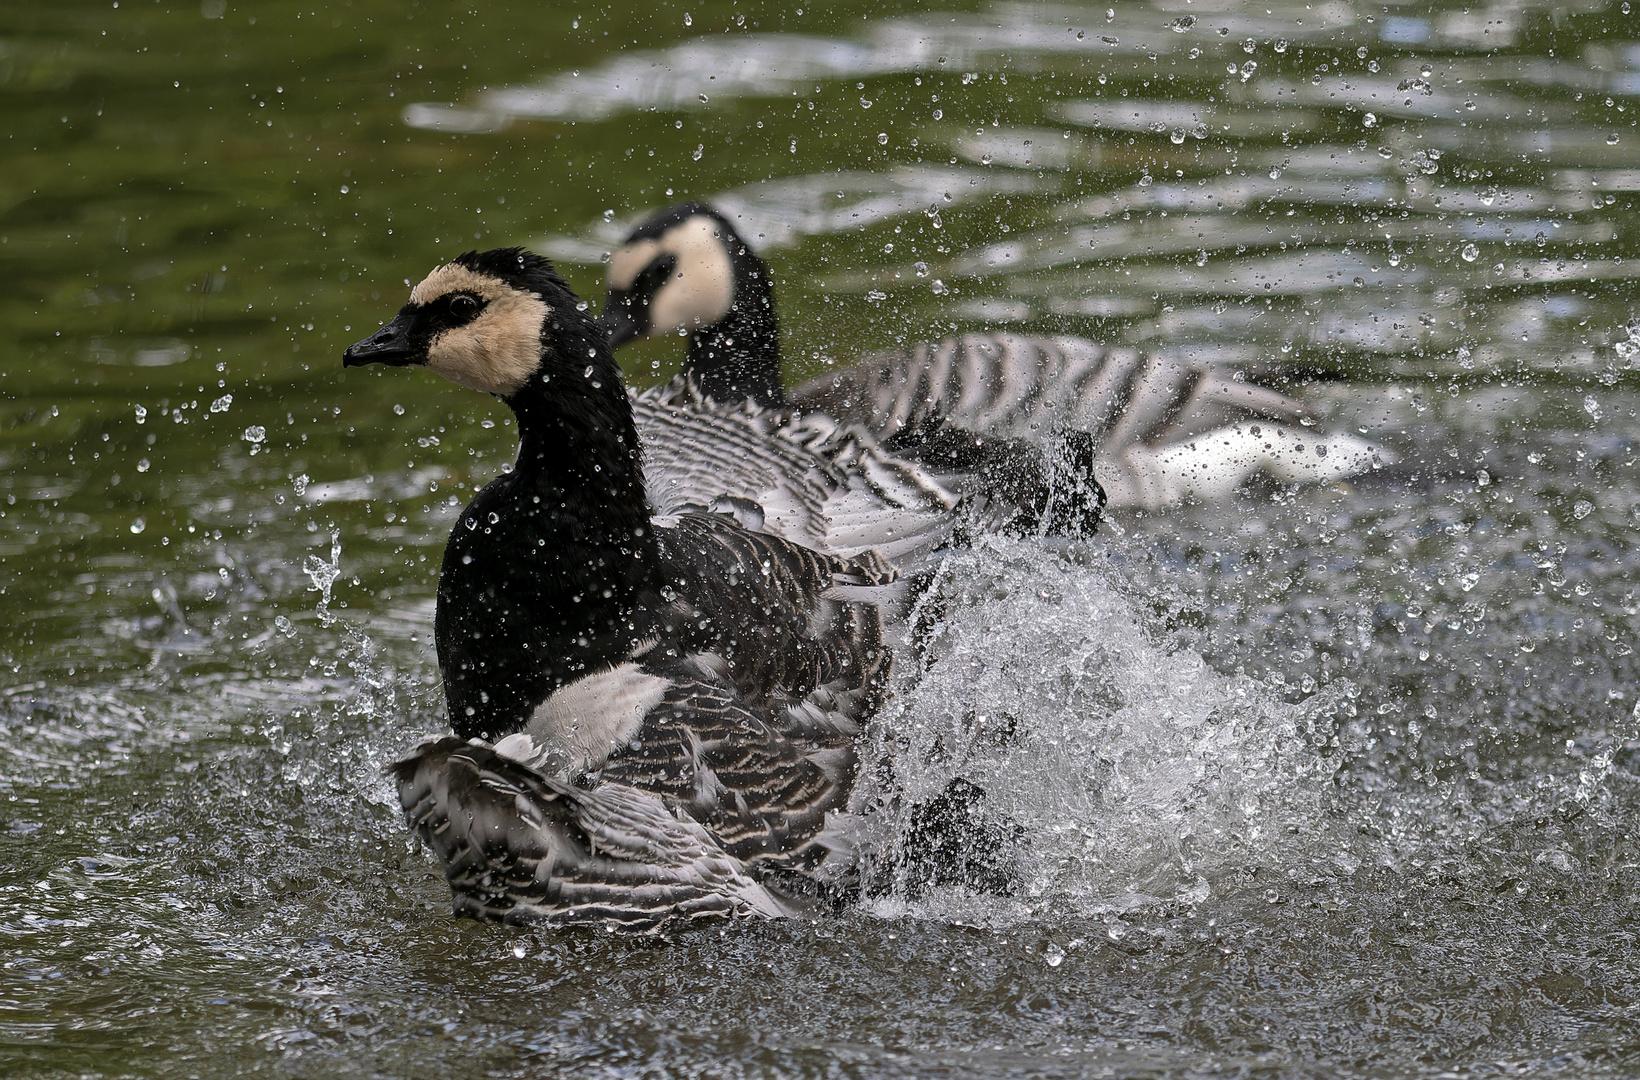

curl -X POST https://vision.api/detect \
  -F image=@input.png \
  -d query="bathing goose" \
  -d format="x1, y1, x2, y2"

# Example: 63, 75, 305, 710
603, 201, 1388, 510
606, 203, 1105, 534
343, 248, 965, 927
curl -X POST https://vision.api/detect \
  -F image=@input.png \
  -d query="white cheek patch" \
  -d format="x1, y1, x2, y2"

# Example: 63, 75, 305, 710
425, 293, 549, 396
407, 264, 549, 396
524, 662, 673, 773
609, 216, 736, 338
608, 237, 664, 292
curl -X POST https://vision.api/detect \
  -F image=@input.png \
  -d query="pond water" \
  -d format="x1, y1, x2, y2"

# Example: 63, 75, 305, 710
5, 0, 1640, 1076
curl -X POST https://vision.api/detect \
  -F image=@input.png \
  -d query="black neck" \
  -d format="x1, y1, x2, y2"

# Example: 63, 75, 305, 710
687, 258, 786, 408
435, 343, 661, 741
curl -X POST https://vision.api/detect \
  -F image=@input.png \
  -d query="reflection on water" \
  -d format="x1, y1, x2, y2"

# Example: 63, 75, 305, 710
4, 0, 1640, 1077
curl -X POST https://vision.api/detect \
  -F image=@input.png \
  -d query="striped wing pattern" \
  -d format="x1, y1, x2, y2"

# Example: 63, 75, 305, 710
791, 332, 1304, 446
659, 511, 894, 712
635, 377, 958, 558
596, 676, 855, 868
789, 332, 1332, 508
392, 737, 792, 929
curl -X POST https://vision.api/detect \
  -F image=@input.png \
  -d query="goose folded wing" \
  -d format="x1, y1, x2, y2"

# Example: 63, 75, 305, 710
634, 382, 843, 548
594, 675, 858, 870
637, 378, 960, 558
391, 735, 791, 928
657, 511, 894, 711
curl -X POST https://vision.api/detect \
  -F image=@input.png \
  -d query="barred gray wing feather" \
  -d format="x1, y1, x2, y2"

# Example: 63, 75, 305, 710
788, 333, 1384, 509
790, 332, 1304, 449
596, 676, 858, 869
634, 378, 956, 559
657, 511, 892, 718
391, 736, 792, 930
634, 383, 842, 546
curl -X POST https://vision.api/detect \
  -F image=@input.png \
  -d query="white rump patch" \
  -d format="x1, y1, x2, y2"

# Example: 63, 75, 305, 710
1125, 423, 1392, 507
524, 662, 673, 773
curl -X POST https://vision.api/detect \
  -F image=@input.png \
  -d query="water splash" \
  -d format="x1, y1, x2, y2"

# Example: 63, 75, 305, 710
303, 529, 343, 627
855, 539, 1346, 923
1575, 701, 1640, 809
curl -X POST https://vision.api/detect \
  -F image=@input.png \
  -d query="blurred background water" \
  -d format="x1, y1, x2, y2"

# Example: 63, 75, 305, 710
5, 1, 1640, 1077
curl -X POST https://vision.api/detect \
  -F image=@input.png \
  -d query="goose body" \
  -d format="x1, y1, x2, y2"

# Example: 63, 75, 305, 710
344, 248, 962, 928
603, 202, 1388, 510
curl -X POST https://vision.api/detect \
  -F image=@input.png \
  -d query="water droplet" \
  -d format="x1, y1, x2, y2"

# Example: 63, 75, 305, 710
134, 404, 147, 424
1170, 129, 1185, 144
130, 517, 146, 535
1170, 15, 1194, 31
1574, 499, 1595, 520
1240, 61, 1257, 82
692, 143, 703, 160
1044, 943, 1065, 967
511, 941, 527, 959
877, 132, 888, 145
930, 279, 948, 295
1362, 112, 1377, 128
683, 11, 691, 25
860, 97, 873, 109
1609, 133, 1622, 145
1461, 243, 1479, 262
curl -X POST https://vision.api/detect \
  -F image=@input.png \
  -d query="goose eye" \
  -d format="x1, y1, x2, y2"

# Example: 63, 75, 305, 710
450, 294, 481, 321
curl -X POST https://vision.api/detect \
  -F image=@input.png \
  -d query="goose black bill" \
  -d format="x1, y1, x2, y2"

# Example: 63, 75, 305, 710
343, 312, 422, 367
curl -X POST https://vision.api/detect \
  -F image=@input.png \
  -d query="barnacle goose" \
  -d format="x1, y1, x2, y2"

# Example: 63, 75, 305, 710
343, 248, 996, 928
603, 201, 1389, 510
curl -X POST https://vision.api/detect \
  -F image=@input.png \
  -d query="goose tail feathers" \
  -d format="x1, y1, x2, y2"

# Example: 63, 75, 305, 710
390, 735, 799, 930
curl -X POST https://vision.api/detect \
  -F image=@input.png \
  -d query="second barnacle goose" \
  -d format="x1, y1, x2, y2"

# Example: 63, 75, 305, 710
342, 248, 998, 928
606, 202, 1105, 535
602, 201, 1390, 510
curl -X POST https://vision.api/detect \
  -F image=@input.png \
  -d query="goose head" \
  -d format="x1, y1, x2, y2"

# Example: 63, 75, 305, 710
344, 247, 621, 404
601, 202, 785, 406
